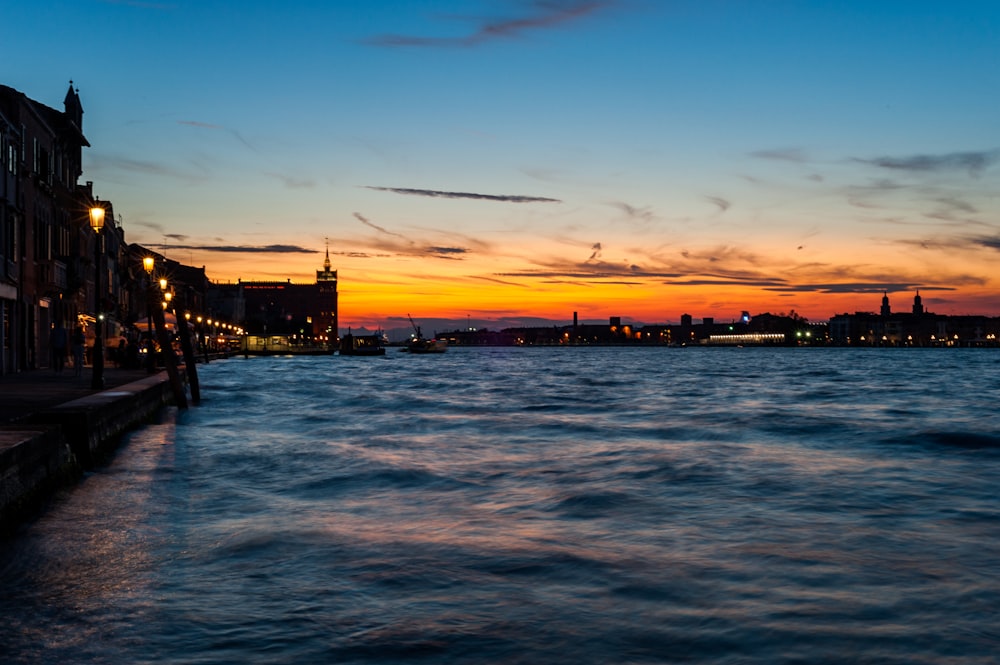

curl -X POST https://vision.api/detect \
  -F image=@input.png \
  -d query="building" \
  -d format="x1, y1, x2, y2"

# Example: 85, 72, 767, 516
828, 292, 1000, 346
207, 245, 338, 346
0, 82, 117, 374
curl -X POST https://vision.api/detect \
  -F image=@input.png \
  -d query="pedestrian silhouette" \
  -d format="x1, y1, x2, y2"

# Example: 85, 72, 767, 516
50, 322, 68, 374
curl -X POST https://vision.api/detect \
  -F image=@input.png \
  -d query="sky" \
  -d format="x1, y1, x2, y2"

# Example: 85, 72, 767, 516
6, 0, 1000, 329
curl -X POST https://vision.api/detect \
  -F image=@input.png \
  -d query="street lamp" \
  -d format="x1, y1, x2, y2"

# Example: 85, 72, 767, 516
90, 206, 106, 389
143, 256, 155, 372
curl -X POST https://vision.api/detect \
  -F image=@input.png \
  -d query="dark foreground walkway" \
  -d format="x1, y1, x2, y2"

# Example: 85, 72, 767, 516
0, 367, 156, 424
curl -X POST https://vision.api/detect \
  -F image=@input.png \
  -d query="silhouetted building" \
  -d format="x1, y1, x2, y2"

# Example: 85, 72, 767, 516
0, 82, 112, 374
208, 246, 338, 345
829, 292, 999, 346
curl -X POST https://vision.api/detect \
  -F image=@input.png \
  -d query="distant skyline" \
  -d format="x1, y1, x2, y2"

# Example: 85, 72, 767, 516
6, 1, 1000, 328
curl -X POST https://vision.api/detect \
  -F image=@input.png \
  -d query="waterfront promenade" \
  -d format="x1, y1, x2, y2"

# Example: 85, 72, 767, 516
0, 366, 179, 533
0, 367, 155, 424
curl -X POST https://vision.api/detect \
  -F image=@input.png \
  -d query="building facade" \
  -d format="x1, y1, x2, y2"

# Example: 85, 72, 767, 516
0, 83, 121, 374
207, 247, 338, 346
829, 292, 999, 346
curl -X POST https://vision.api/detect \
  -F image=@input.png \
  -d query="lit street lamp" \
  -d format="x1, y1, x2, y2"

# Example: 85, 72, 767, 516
90, 206, 106, 389
143, 256, 155, 372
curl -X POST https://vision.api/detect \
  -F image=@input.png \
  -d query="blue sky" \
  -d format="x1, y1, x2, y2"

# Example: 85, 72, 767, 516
6, 1, 1000, 327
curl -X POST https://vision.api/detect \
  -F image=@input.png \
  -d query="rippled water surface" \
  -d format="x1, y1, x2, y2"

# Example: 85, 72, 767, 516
2, 347, 999, 664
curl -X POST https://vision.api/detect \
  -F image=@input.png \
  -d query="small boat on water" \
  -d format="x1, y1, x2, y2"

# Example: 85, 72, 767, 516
402, 315, 447, 354
339, 330, 386, 356
404, 336, 448, 354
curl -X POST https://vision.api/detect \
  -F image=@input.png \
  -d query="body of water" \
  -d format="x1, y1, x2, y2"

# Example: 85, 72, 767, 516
1, 347, 998, 664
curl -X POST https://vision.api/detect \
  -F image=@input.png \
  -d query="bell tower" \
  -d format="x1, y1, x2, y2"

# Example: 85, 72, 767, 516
315, 239, 338, 343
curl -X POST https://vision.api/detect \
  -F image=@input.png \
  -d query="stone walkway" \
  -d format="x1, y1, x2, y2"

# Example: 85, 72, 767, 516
0, 366, 157, 423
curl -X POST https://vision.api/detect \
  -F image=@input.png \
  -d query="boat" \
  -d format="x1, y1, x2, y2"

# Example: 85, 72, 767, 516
405, 337, 448, 354
339, 330, 386, 356
402, 315, 448, 354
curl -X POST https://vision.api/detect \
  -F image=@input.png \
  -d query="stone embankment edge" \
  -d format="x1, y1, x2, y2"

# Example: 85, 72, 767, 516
0, 374, 177, 535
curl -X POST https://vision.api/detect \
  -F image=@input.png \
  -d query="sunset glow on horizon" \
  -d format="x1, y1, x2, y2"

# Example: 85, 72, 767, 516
7, 1, 999, 329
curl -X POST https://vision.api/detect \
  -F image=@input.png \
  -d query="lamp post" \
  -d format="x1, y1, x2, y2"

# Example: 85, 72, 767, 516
143, 256, 155, 372
90, 206, 106, 389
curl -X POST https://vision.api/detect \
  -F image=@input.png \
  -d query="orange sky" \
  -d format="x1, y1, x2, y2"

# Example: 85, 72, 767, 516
193, 228, 1000, 330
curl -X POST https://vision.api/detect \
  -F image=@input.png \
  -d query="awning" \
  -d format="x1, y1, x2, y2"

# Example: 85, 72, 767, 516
134, 312, 177, 331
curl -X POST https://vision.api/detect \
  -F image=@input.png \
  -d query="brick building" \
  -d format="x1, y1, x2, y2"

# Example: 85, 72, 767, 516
0, 82, 123, 374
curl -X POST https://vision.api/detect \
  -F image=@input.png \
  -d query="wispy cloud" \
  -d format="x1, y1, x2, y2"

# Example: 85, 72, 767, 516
352, 212, 474, 259
88, 153, 199, 182
265, 172, 316, 189
164, 244, 318, 254
856, 149, 1000, 176
354, 212, 408, 240
178, 119, 257, 152
934, 196, 978, 215
365, 186, 560, 203
130, 220, 167, 235
750, 148, 809, 163
490, 236, 989, 299
762, 282, 950, 294
896, 233, 1000, 254
973, 235, 1000, 251
706, 196, 731, 213
367, 0, 614, 48
608, 201, 654, 222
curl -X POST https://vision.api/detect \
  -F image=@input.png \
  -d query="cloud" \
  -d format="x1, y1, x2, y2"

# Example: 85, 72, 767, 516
366, 0, 614, 48
488, 235, 995, 301
365, 186, 560, 203
750, 148, 809, 163
178, 119, 257, 152
265, 172, 316, 189
352, 212, 475, 259
706, 196, 731, 213
973, 235, 1000, 251
934, 196, 977, 215
472, 275, 532, 287
608, 201, 654, 221
501, 260, 683, 281
88, 153, 197, 182
354, 212, 408, 240
763, 282, 934, 294
178, 120, 221, 129
856, 149, 1000, 176
333, 251, 392, 259
897, 234, 1000, 253
164, 244, 318, 254
130, 220, 167, 235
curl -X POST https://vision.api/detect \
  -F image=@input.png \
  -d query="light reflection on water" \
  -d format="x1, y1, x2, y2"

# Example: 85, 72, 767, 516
1, 347, 999, 664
